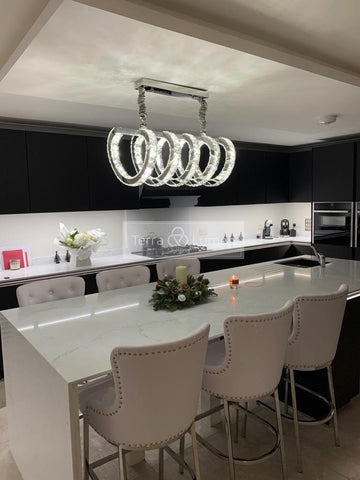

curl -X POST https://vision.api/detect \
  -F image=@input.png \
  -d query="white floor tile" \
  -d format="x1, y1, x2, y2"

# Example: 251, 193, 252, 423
0, 395, 359, 480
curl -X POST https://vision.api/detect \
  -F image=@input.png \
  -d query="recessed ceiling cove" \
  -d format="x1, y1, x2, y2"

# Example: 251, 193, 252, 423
1, 0, 360, 145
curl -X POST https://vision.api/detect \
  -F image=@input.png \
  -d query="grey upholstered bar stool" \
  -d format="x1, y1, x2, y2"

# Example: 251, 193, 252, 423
79, 323, 210, 480
198, 301, 294, 480
96, 265, 150, 292
16, 276, 85, 306
283, 283, 348, 473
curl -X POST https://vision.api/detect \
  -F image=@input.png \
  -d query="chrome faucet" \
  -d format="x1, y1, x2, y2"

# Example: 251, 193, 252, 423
310, 244, 326, 267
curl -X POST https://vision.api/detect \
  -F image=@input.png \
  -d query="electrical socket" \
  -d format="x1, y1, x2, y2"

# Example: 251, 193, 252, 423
305, 218, 311, 231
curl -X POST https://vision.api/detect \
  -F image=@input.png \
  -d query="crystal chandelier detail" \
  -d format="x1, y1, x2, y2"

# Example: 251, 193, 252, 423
107, 79, 236, 187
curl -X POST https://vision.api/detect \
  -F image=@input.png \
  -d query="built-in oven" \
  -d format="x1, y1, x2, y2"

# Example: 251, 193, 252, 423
312, 202, 353, 247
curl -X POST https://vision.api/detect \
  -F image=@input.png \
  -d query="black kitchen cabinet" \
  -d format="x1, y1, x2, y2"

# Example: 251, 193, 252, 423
86, 136, 139, 210
0, 129, 30, 214
355, 142, 360, 201
27, 132, 89, 212
198, 148, 267, 206
196, 147, 240, 206
237, 149, 267, 205
313, 142, 355, 202
266, 152, 289, 203
198, 149, 289, 206
289, 150, 312, 202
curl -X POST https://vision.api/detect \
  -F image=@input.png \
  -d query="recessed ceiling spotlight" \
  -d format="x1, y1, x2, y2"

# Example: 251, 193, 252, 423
318, 114, 338, 125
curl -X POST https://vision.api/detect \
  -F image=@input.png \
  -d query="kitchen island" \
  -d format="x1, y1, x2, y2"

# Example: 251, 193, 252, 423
1, 255, 359, 480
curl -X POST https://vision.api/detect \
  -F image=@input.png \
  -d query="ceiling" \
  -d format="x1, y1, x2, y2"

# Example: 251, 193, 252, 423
1, 0, 360, 145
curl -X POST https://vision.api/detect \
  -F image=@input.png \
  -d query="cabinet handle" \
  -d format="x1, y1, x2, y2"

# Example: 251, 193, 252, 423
314, 210, 351, 214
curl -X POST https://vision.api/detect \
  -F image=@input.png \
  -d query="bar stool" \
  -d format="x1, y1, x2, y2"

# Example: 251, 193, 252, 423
198, 301, 294, 480
283, 283, 348, 473
16, 276, 85, 306
96, 266, 150, 292
79, 323, 210, 480
156, 257, 200, 280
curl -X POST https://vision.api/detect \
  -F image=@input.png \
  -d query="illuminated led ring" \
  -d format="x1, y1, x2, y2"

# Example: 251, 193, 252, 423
107, 127, 157, 186
186, 134, 221, 187
131, 131, 181, 186
107, 128, 236, 187
202, 137, 236, 187
165, 133, 201, 187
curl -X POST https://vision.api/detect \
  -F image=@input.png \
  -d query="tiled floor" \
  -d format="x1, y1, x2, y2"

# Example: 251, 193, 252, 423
0, 381, 359, 480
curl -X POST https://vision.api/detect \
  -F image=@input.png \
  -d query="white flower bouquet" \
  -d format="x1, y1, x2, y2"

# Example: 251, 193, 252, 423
54, 223, 107, 260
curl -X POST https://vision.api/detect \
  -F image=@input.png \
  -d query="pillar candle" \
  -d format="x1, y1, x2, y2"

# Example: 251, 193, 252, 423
176, 265, 188, 284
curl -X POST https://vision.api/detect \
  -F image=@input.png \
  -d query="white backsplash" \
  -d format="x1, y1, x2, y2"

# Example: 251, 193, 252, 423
0, 203, 311, 260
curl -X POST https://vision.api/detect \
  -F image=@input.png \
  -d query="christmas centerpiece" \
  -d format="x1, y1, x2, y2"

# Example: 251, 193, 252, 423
54, 223, 107, 267
150, 272, 217, 312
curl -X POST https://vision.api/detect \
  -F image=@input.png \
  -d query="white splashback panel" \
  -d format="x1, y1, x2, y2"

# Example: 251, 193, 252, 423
0, 203, 311, 261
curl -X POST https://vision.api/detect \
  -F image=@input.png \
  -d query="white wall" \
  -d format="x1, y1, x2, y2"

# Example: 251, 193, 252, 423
0, 202, 311, 260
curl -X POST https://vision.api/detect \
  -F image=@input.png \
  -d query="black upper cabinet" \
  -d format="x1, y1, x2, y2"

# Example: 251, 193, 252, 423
27, 132, 89, 213
87, 136, 139, 210
0, 129, 29, 214
265, 152, 289, 203
313, 143, 355, 202
237, 150, 267, 205
197, 148, 289, 206
197, 147, 240, 206
289, 150, 312, 202
355, 142, 360, 201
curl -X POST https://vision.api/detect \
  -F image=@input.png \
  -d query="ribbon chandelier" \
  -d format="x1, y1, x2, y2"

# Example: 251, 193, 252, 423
107, 79, 235, 187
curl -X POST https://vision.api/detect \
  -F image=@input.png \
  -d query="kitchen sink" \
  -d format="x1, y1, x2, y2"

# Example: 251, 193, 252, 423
275, 258, 330, 268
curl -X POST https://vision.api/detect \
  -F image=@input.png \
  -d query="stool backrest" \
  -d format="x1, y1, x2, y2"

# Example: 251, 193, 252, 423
85, 323, 209, 448
96, 266, 150, 292
285, 283, 348, 370
16, 276, 85, 307
203, 301, 294, 401
156, 257, 200, 280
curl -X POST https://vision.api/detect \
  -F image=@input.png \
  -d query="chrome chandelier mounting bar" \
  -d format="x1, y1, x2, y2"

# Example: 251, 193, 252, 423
107, 78, 235, 187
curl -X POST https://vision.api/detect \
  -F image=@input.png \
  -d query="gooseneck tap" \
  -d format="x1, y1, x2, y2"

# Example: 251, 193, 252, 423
310, 244, 326, 267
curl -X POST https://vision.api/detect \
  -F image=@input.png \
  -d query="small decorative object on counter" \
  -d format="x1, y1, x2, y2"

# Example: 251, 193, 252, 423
54, 223, 107, 267
175, 265, 188, 285
150, 274, 217, 311
65, 250, 71, 263
54, 251, 61, 264
223, 234, 227, 243
290, 223, 297, 237
229, 274, 239, 289
9, 259, 21, 270
230, 233, 234, 242
239, 232, 243, 241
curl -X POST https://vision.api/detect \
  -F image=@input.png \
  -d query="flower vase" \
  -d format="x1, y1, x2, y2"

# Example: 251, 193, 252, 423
69, 247, 92, 268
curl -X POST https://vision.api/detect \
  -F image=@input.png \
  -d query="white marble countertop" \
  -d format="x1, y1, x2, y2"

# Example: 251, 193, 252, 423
0, 235, 310, 287
1, 254, 358, 385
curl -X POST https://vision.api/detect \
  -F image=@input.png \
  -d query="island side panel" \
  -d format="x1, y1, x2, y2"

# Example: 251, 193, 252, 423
1, 318, 81, 480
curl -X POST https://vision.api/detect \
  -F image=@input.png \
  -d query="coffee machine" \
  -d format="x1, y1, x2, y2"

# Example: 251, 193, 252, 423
280, 219, 290, 236
262, 219, 273, 239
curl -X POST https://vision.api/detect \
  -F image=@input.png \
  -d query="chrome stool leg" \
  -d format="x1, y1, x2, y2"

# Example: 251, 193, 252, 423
327, 365, 340, 447
284, 368, 290, 415
289, 368, 302, 473
190, 423, 201, 480
224, 400, 236, 480
159, 447, 164, 480
234, 408, 239, 443
179, 436, 185, 473
83, 418, 90, 480
118, 447, 127, 480
274, 388, 287, 480
241, 401, 248, 438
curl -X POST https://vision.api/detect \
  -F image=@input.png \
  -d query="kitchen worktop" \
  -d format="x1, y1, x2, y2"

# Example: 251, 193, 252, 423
0, 254, 357, 384
0, 235, 310, 287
